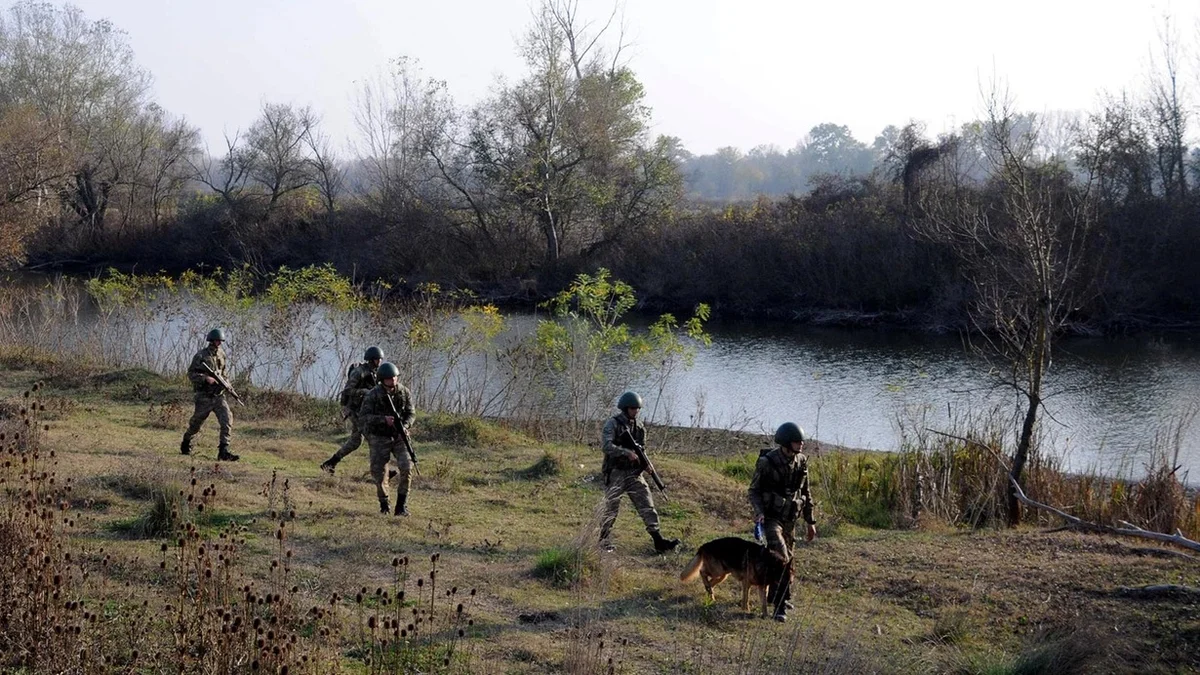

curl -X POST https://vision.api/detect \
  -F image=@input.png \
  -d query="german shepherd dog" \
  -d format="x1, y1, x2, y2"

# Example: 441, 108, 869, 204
679, 537, 791, 618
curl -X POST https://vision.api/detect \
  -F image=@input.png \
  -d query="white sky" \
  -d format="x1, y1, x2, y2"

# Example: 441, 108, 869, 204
50, 0, 1200, 154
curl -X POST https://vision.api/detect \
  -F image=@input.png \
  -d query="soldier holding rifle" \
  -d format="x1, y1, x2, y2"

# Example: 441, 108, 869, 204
597, 391, 680, 554
180, 328, 241, 461
358, 362, 418, 516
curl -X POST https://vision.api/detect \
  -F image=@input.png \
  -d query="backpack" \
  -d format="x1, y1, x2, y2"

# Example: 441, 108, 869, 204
338, 362, 362, 406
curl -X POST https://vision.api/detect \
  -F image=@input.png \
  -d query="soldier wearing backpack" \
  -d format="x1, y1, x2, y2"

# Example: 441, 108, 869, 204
320, 346, 384, 474
748, 422, 818, 622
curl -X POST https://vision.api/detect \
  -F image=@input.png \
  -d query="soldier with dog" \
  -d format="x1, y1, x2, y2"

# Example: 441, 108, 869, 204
747, 421, 817, 622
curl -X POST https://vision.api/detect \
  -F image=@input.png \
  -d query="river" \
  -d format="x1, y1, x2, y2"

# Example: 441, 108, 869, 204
6, 278, 1197, 483
634, 320, 1200, 482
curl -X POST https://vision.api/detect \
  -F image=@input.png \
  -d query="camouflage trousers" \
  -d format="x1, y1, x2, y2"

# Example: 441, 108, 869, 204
365, 433, 412, 502
326, 410, 364, 464
598, 468, 661, 540
762, 518, 797, 613
183, 393, 231, 448
762, 518, 796, 561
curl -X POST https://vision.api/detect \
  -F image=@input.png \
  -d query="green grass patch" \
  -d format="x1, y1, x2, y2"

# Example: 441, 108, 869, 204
420, 413, 531, 448
532, 545, 595, 588
108, 487, 181, 539
717, 452, 758, 481
89, 368, 182, 403
512, 452, 562, 480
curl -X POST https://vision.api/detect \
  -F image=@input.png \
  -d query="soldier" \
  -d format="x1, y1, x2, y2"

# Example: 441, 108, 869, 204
320, 346, 384, 474
357, 362, 416, 516
180, 328, 239, 461
748, 422, 817, 622
597, 391, 680, 554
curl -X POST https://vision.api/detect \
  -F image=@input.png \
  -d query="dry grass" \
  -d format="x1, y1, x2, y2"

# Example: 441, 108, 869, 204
0, 363, 1197, 673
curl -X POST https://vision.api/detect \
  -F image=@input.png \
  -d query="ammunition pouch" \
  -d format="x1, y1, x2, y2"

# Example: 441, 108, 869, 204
766, 493, 800, 522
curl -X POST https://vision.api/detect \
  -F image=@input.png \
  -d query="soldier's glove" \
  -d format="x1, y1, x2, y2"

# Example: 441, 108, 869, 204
623, 450, 641, 469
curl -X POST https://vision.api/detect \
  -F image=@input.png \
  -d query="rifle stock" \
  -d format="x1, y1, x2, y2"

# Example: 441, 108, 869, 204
200, 362, 244, 406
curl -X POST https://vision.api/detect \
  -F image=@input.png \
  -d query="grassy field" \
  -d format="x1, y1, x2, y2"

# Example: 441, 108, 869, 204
1, 361, 1197, 674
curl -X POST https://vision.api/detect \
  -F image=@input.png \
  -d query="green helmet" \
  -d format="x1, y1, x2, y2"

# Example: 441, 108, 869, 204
617, 391, 643, 410
206, 328, 226, 342
774, 422, 805, 446
377, 362, 400, 379
364, 346, 384, 361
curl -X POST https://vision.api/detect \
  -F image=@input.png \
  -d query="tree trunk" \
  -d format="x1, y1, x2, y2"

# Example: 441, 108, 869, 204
1008, 305, 1049, 527
541, 209, 560, 263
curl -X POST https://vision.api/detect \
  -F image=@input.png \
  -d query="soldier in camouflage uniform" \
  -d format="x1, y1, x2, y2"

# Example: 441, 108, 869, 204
748, 422, 817, 622
357, 362, 416, 515
597, 391, 680, 554
320, 346, 384, 474
180, 328, 239, 461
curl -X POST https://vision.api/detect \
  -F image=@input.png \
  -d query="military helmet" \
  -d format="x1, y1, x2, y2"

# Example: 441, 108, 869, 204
377, 362, 400, 379
617, 391, 643, 410
206, 328, 226, 342
364, 346, 384, 361
774, 422, 805, 446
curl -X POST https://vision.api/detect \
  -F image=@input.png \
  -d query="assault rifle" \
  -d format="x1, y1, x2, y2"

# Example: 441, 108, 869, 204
383, 391, 420, 476
200, 362, 244, 407
623, 431, 666, 493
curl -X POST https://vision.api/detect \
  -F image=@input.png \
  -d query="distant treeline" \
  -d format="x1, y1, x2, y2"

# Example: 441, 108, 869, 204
2, 1, 1199, 331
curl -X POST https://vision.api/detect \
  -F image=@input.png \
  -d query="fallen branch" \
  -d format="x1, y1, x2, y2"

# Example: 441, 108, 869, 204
1127, 547, 1197, 562
925, 427, 1200, 554
1010, 469, 1200, 552
1116, 584, 1200, 599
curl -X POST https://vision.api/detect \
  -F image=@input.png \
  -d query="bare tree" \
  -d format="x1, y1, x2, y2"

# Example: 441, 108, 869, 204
350, 58, 446, 218
0, 104, 67, 266
302, 123, 343, 216
1146, 14, 1188, 200
915, 83, 1100, 526
245, 102, 316, 212
189, 131, 253, 211
0, 1, 151, 240
447, 0, 679, 267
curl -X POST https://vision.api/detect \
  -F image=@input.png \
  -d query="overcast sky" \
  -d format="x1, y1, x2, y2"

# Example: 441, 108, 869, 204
49, 0, 1200, 154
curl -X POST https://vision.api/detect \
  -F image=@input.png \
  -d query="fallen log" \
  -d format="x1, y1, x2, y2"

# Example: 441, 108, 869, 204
1116, 584, 1200, 599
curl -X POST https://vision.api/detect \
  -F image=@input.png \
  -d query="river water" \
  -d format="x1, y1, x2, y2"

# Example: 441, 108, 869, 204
628, 320, 1200, 482
7, 277, 1197, 482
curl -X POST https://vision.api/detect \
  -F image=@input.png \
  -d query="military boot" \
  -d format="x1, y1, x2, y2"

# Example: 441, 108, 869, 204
650, 530, 680, 553
379, 496, 390, 514
599, 525, 615, 553
180, 436, 192, 455
319, 457, 337, 474
772, 578, 792, 622
217, 445, 240, 462
393, 492, 410, 517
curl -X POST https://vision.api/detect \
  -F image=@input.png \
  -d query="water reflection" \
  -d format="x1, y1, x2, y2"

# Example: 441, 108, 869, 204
7, 275, 1196, 483
615, 320, 1200, 483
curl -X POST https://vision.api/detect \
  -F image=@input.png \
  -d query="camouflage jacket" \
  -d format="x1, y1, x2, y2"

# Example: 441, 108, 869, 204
748, 447, 815, 524
601, 412, 645, 473
339, 363, 379, 412
358, 383, 415, 437
187, 345, 227, 396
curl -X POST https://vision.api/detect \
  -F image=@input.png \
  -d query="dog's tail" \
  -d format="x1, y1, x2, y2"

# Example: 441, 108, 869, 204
679, 552, 703, 582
